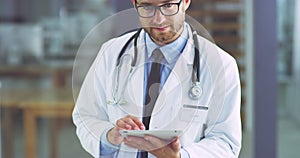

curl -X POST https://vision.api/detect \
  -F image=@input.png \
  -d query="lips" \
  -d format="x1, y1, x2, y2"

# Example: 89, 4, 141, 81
153, 26, 169, 32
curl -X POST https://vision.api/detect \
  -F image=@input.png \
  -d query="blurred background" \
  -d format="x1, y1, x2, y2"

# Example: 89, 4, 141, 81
0, 0, 299, 158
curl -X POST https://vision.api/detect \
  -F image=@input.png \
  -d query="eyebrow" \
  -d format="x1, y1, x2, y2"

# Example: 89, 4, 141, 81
137, 0, 175, 6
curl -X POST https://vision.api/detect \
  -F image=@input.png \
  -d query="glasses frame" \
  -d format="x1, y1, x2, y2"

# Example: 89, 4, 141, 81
135, 0, 183, 18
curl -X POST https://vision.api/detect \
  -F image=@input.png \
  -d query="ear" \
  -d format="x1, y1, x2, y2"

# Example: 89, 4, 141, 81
184, 0, 191, 11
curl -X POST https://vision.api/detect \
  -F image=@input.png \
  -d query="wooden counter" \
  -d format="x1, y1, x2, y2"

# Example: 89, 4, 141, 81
1, 88, 74, 158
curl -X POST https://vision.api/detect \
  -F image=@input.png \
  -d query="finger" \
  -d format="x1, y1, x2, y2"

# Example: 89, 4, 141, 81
124, 136, 152, 150
123, 118, 142, 130
116, 119, 132, 129
124, 137, 140, 148
125, 115, 145, 130
170, 137, 180, 152
124, 138, 140, 149
144, 135, 169, 150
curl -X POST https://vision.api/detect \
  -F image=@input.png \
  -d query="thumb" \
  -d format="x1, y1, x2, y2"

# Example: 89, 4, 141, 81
170, 137, 181, 152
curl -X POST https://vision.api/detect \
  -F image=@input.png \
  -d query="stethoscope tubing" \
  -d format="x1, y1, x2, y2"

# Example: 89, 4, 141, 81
114, 24, 202, 101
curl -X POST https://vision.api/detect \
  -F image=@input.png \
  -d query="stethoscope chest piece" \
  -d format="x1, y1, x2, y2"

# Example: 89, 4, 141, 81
189, 82, 202, 100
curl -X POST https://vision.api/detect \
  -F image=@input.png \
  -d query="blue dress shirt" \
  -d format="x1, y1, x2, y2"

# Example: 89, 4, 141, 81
143, 28, 188, 100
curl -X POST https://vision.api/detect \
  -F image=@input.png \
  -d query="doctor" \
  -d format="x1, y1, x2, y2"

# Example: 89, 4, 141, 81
72, 0, 242, 157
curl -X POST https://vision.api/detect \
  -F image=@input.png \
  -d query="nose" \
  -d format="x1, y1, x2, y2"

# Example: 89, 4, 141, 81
152, 8, 166, 25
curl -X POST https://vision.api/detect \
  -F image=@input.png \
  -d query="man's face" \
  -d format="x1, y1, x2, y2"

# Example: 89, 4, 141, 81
135, 0, 190, 45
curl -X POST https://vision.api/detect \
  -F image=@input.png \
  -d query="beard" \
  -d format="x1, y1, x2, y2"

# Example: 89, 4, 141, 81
143, 22, 184, 45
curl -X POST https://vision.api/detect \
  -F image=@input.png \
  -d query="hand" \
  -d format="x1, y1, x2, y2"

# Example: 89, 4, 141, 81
107, 115, 145, 145
124, 135, 181, 158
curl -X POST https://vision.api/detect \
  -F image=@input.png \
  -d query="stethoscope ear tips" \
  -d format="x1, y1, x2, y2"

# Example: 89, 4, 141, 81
189, 82, 202, 100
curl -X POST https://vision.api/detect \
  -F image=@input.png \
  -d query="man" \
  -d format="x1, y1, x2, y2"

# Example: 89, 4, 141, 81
72, 0, 242, 157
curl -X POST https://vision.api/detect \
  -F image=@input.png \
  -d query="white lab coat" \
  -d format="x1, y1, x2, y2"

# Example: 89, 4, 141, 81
72, 23, 242, 158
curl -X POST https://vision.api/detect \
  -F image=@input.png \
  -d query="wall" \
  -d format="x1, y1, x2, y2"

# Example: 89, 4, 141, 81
244, 0, 254, 132
294, 0, 300, 82
287, 0, 300, 124
111, 0, 132, 11
0, 0, 15, 20
253, 0, 277, 157
0, 0, 60, 22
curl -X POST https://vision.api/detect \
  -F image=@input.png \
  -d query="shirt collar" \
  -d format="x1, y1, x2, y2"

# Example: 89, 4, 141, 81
145, 25, 189, 64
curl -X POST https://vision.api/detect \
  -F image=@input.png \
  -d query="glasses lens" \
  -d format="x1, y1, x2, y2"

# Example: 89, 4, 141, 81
160, 4, 179, 16
137, 3, 179, 18
137, 6, 155, 17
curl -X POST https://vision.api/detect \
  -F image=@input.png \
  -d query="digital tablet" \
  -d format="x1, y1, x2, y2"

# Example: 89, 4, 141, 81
119, 130, 182, 140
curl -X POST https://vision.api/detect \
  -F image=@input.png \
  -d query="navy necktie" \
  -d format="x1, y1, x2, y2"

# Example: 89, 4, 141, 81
141, 48, 164, 158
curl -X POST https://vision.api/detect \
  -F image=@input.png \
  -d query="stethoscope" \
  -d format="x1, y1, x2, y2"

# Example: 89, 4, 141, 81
110, 24, 202, 105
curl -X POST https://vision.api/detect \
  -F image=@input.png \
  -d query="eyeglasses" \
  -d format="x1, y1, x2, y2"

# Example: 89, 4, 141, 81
135, 0, 183, 18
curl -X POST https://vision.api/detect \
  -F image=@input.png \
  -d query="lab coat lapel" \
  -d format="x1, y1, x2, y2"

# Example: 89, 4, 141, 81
160, 29, 195, 95
150, 38, 195, 129
163, 54, 191, 93
125, 31, 146, 117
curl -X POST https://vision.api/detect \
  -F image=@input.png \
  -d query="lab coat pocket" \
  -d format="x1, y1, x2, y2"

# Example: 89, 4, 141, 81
179, 104, 208, 123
